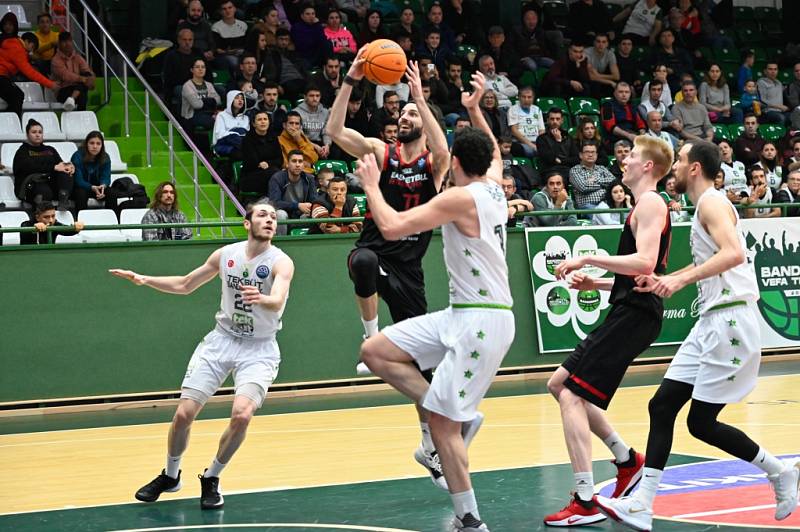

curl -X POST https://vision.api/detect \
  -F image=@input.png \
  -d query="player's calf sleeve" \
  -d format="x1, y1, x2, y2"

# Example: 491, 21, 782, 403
686, 400, 759, 462
645, 379, 693, 470
348, 249, 379, 298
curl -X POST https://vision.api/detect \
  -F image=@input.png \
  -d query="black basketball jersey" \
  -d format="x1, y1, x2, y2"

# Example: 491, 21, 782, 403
609, 200, 672, 316
355, 142, 438, 262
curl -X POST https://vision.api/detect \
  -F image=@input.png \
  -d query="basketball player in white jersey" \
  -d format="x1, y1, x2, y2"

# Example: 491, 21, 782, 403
357, 72, 513, 532
594, 140, 800, 531
109, 200, 294, 510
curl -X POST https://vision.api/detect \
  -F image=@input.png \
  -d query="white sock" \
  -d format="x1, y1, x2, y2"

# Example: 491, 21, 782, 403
635, 467, 662, 509
203, 457, 227, 478
420, 422, 436, 453
165, 454, 181, 479
361, 316, 379, 338
752, 447, 785, 476
603, 432, 631, 463
574, 472, 594, 501
451, 489, 480, 520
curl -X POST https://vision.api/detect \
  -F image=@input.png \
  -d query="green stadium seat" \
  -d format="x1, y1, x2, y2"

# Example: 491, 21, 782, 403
714, 125, 732, 142
734, 6, 754, 21
536, 97, 568, 116
569, 97, 600, 116
314, 160, 349, 175
716, 46, 740, 64
351, 193, 367, 213
519, 70, 537, 89
212, 69, 230, 85
290, 227, 309, 236
779, 70, 792, 86
754, 7, 778, 22
737, 27, 764, 47
729, 124, 744, 139
759, 124, 786, 142
512, 157, 533, 169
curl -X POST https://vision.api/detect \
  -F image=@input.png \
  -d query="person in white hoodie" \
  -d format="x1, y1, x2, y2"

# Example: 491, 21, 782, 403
212, 90, 250, 157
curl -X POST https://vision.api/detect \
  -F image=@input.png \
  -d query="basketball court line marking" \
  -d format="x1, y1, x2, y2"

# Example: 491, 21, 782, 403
107, 524, 420, 532
674, 504, 777, 518
657, 516, 800, 530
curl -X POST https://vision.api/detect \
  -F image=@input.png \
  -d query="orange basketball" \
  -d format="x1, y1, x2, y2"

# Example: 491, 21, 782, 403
362, 39, 407, 85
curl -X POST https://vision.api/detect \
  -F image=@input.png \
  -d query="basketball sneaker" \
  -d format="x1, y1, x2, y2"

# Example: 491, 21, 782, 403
543, 493, 606, 527
612, 449, 645, 498
768, 459, 800, 520
134, 469, 181, 502
414, 445, 448, 490
462, 411, 484, 448
452, 512, 490, 531
593, 494, 653, 531
355, 362, 373, 376
199, 471, 224, 509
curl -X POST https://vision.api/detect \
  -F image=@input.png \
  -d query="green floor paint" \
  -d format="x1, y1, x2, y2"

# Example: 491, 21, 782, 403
0, 455, 739, 532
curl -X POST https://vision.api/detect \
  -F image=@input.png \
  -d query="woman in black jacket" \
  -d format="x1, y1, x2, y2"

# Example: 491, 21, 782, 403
239, 110, 282, 198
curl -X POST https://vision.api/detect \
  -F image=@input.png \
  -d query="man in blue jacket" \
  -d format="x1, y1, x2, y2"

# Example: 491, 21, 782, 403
268, 149, 321, 235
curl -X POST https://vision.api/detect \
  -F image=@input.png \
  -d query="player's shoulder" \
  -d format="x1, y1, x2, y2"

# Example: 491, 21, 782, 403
637, 190, 669, 211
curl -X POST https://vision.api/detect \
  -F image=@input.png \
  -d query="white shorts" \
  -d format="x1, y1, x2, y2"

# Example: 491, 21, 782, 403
665, 303, 761, 404
383, 307, 515, 422
182, 328, 281, 408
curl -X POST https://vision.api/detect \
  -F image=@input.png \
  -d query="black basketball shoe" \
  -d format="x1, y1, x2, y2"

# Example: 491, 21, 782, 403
134, 469, 181, 502
199, 471, 224, 509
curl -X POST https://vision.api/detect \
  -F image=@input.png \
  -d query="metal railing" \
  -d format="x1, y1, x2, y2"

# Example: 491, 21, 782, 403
49, 0, 245, 238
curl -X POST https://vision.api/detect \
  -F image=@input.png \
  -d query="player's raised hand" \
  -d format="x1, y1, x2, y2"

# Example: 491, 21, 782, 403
461, 71, 486, 109
109, 269, 147, 285
406, 60, 423, 101
355, 152, 381, 189
347, 45, 368, 81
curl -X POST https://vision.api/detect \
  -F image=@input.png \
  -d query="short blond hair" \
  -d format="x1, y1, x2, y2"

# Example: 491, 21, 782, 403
634, 135, 674, 180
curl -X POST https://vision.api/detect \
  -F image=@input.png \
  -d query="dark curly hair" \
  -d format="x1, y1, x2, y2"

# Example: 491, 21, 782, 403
452, 127, 494, 178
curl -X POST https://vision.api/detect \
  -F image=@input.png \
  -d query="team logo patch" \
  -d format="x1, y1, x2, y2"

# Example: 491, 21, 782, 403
227, 259, 234, 268
242, 268, 249, 278
417, 157, 426, 169
256, 265, 270, 279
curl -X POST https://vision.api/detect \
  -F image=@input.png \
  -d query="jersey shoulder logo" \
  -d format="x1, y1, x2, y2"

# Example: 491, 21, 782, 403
256, 264, 270, 279
227, 259, 234, 268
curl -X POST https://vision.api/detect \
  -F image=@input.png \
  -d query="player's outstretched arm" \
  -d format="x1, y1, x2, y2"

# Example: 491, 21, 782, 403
461, 71, 503, 186
406, 60, 450, 189
325, 46, 385, 160
357, 152, 468, 240
109, 249, 221, 295
240, 256, 295, 311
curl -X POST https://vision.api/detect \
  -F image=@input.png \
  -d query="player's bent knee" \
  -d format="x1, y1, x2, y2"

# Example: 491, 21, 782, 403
546, 377, 564, 399
685, 411, 715, 442
229, 410, 254, 431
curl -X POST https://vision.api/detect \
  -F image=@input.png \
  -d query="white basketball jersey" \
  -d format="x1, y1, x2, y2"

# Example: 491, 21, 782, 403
216, 241, 288, 339
690, 188, 759, 314
442, 181, 513, 308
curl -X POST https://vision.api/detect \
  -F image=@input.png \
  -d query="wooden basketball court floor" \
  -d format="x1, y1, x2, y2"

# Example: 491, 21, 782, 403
2, 359, 799, 532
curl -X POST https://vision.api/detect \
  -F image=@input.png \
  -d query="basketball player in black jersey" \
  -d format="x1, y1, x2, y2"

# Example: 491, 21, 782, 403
541, 136, 675, 528
327, 50, 465, 489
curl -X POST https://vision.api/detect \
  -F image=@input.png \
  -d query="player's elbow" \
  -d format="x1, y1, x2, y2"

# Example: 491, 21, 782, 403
728, 248, 746, 268
636, 257, 659, 276
381, 224, 404, 241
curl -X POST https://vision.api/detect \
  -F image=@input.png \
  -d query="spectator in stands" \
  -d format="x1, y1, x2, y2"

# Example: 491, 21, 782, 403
375, 77, 410, 111
537, 107, 579, 177
244, 30, 277, 85
0, 15, 57, 118
249, 82, 287, 135
178, 1, 215, 63
758, 62, 790, 125
324, 9, 357, 62
251, 5, 281, 48
774, 169, 800, 217
417, 55, 448, 105
358, 9, 387, 46
526, 171, 577, 227
511, 4, 556, 74
501, 175, 533, 228
141, 181, 192, 240
181, 58, 221, 130
330, 88, 370, 162
734, 114, 765, 168
507, 86, 543, 158
645, 110, 679, 150
274, 28, 310, 102
227, 53, 266, 95
478, 55, 518, 111
279, 111, 318, 173
394, 7, 420, 46
586, 33, 619, 98
742, 166, 780, 218
642, 64, 673, 109
420, 80, 446, 131
422, 2, 456, 51
440, 61, 466, 125
499, 136, 539, 195
480, 26, 520, 83
660, 174, 692, 223
638, 79, 680, 134
569, 0, 615, 43
672, 0, 703, 51
570, 140, 616, 210
269, 149, 321, 235
699, 63, 741, 125
609, 139, 631, 179
574, 117, 609, 163
455, 116, 471, 131
71, 131, 112, 213
480, 90, 509, 140
380, 119, 398, 144
593, 179, 633, 225
785, 64, 800, 131
719, 138, 748, 203
616, 0, 663, 46
543, 42, 591, 98
672, 80, 714, 142
443, 0, 481, 47
601, 82, 645, 146
310, 56, 343, 108
51, 32, 95, 112
739, 79, 764, 119
13, 119, 74, 210
239, 110, 282, 198
310, 175, 362, 234
395, 33, 416, 63
32, 12, 59, 74
212, 91, 250, 158
291, 4, 330, 69
20, 203, 84, 245
416, 28, 450, 72
294, 84, 331, 158
649, 28, 693, 94
336, 0, 369, 25
783, 138, 800, 176
369, 90, 401, 138
163, 29, 204, 104
212, 0, 248, 72
614, 37, 641, 94
737, 50, 755, 95
755, 142, 784, 192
